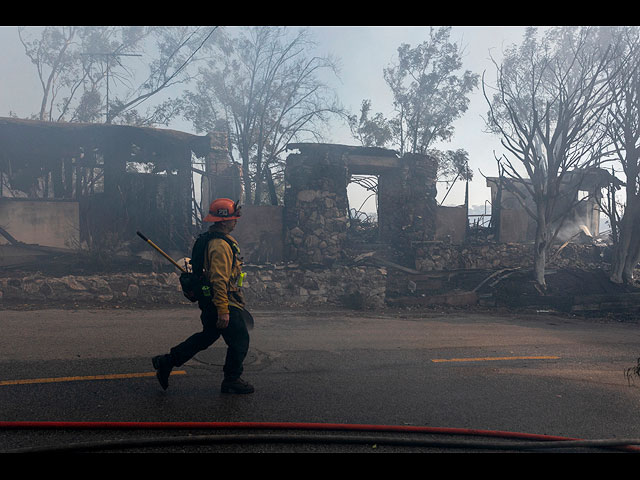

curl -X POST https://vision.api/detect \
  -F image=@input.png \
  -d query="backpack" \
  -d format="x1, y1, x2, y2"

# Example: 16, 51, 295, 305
179, 230, 239, 302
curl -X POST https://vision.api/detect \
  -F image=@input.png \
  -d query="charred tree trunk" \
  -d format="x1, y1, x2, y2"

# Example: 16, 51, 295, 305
612, 196, 640, 283
265, 166, 279, 206
242, 162, 252, 205
622, 222, 640, 282
611, 161, 640, 284
611, 202, 635, 283
534, 206, 549, 288
253, 163, 264, 205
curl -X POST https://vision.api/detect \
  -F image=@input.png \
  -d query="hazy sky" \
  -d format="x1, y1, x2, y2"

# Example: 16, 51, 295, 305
306, 26, 529, 211
0, 25, 531, 211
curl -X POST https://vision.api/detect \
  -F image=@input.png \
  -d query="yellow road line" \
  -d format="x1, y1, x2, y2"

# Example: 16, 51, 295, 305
431, 355, 560, 363
0, 371, 187, 386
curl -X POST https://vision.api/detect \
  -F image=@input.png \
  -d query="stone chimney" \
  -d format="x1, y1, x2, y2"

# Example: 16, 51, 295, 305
200, 131, 243, 210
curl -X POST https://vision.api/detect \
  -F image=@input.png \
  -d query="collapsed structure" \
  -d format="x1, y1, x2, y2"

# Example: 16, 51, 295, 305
0, 117, 210, 255
283, 143, 438, 266
485, 169, 622, 243
1, 118, 633, 313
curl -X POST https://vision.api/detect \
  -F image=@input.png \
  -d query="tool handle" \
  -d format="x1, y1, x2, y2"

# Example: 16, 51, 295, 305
136, 231, 186, 273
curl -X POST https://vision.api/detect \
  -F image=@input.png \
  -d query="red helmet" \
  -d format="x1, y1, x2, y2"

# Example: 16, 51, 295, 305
203, 198, 242, 223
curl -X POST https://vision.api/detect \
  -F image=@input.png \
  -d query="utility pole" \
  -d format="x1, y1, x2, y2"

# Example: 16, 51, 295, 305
81, 50, 142, 123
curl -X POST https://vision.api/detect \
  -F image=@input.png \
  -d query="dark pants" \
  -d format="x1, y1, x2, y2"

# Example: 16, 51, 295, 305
169, 302, 250, 381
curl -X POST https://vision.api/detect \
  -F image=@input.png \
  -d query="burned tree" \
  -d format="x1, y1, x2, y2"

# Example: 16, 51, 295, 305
602, 27, 640, 285
484, 27, 617, 288
17, 26, 217, 126
184, 26, 343, 206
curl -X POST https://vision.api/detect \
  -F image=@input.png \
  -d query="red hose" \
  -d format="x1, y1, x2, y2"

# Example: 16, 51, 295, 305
2, 421, 639, 452
0, 420, 599, 441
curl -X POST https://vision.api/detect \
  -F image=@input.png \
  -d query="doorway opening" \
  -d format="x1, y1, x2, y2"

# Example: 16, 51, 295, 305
347, 174, 379, 244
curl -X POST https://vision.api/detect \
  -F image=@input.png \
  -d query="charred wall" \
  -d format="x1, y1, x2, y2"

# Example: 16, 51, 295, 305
0, 117, 211, 255
283, 146, 350, 266
377, 152, 438, 262
0, 198, 79, 249
282, 143, 439, 268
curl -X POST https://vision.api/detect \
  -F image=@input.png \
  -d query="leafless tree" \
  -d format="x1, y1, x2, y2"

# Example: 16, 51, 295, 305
484, 27, 618, 288
18, 26, 217, 126
184, 26, 343, 205
602, 27, 640, 284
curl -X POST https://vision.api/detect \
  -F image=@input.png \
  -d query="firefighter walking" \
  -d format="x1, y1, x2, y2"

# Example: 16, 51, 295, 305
152, 198, 254, 394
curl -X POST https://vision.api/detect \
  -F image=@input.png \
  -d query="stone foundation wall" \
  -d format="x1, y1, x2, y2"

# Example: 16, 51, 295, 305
243, 264, 386, 310
414, 242, 606, 271
0, 244, 610, 310
0, 265, 387, 310
0, 272, 188, 306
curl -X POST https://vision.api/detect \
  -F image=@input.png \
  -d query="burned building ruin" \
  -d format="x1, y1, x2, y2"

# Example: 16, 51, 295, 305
486, 168, 622, 244
0, 117, 243, 267
2, 117, 633, 313
283, 143, 438, 267
0, 117, 450, 273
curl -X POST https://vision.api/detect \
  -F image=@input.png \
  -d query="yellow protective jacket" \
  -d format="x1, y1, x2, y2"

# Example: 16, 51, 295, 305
204, 231, 244, 314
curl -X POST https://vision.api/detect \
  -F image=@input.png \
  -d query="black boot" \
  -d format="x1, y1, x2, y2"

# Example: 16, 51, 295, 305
221, 377, 254, 394
152, 354, 173, 390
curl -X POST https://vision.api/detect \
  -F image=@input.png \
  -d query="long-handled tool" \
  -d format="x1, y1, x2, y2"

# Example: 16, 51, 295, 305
136, 231, 187, 273
136, 230, 253, 330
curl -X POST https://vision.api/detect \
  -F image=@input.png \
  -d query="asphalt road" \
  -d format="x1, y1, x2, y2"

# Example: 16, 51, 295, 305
1, 305, 640, 453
